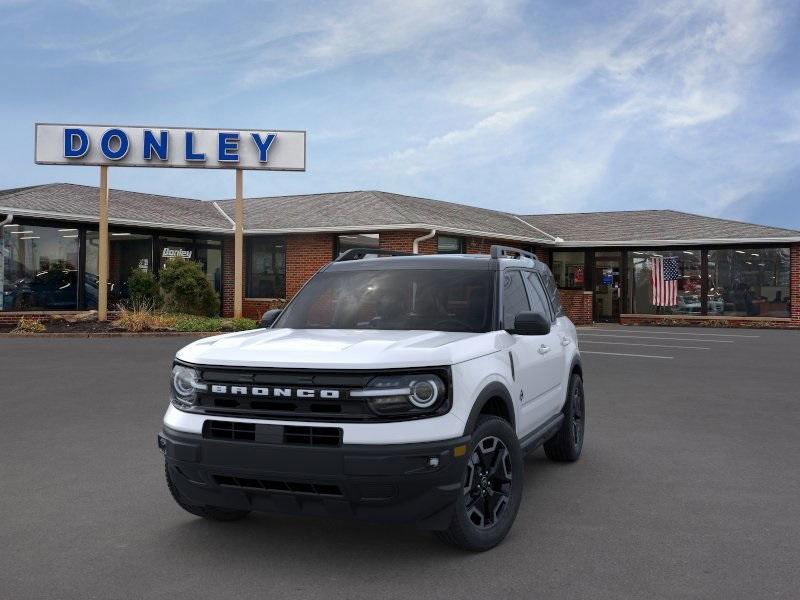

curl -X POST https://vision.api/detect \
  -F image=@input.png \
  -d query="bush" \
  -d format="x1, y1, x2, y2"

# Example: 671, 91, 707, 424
231, 317, 258, 331
114, 303, 173, 332
127, 269, 162, 308
159, 259, 219, 316
11, 317, 46, 334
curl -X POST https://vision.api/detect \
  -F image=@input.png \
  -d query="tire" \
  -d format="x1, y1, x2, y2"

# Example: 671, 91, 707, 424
543, 373, 585, 462
164, 463, 250, 522
436, 416, 524, 552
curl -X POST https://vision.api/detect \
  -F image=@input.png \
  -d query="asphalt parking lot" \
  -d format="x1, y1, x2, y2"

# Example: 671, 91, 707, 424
1, 327, 799, 600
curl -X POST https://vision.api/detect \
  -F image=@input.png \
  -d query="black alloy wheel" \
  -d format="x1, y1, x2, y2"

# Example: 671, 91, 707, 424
571, 378, 585, 449
543, 373, 585, 462
463, 435, 513, 529
436, 416, 523, 552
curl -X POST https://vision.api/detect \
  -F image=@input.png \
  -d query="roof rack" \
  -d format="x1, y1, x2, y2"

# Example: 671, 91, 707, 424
489, 245, 537, 261
334, 247, 412, 262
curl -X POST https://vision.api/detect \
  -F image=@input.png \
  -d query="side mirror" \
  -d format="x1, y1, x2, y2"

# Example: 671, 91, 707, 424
509, 311, 550, 336
259, 309, 283, 329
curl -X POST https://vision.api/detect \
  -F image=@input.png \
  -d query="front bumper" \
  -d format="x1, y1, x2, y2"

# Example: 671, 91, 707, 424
159, 426, 470, 530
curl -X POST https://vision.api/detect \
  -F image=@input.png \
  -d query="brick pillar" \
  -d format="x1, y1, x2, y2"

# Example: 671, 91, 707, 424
791, 244, 800, 325
221, 237, 235, 317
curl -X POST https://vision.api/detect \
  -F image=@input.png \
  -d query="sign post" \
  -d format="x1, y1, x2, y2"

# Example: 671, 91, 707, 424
234, 169, 244, 319
98, 166, 109, 320
34, 124, 306, 320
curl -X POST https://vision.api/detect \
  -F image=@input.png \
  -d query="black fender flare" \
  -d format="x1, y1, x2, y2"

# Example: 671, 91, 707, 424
463, 381, 516, 435
559, 353, 583, 412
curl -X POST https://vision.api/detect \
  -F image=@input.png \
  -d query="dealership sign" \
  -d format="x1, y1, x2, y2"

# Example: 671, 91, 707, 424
34, 123, 306, 171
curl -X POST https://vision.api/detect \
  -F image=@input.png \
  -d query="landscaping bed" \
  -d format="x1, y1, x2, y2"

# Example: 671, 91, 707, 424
0, 312, 259, 335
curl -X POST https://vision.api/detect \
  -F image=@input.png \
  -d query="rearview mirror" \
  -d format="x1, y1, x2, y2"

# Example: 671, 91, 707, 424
509, 311, 550, 336
259, 309, 283, 329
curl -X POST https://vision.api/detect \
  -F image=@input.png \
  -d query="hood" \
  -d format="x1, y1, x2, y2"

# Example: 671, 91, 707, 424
176, 328, 503, 369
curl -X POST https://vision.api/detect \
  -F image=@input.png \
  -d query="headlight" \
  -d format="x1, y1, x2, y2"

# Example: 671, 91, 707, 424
170, 364, 206, 409
351, 373, 447, 416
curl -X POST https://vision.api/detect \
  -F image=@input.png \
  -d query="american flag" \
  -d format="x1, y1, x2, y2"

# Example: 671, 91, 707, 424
651, 256, 679, 306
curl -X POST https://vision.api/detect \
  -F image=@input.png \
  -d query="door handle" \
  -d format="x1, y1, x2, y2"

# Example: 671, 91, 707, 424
538, 344, 551, 355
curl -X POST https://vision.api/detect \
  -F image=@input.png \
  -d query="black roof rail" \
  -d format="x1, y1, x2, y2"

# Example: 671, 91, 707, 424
489, 245, 537, 261
334, 247, 412, 262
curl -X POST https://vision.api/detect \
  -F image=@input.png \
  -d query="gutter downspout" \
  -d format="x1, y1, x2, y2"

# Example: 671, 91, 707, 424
412, 229, 436, 254
0, 213, 12, 227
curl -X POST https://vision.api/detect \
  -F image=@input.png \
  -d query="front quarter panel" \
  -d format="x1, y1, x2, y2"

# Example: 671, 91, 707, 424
451, 345, 518, 436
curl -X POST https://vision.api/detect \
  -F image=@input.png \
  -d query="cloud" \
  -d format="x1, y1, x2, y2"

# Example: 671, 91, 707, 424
374, 106, 536, 175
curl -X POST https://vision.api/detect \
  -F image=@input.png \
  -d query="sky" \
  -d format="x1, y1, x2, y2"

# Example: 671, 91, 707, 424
1, 0, 799, 229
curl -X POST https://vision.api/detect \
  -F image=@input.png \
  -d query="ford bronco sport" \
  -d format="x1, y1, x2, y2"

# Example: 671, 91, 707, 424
159, 245, 585, 551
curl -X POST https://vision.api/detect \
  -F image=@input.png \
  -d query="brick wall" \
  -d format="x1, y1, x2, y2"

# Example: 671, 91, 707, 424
559, 290, 593, 325
619, 314, 799, 329
285, 234, 335, 297
241, 298, 287, 320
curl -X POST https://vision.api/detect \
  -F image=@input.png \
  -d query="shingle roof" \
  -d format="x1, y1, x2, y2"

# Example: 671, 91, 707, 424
519, 210, 800, 244
215, 190, 547, 241
0, 183, 230, 232
1, 183, 798, 244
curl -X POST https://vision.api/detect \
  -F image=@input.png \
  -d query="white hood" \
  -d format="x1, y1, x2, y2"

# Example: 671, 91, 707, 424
176, 328, 503, 369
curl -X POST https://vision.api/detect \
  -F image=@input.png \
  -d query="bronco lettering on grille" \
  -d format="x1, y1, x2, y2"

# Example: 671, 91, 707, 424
209, 385, 340, 399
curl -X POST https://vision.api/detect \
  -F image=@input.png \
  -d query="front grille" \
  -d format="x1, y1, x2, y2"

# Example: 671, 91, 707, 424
283, 426, 342, 447
204, 420, 255, 441
188, 365, 451, 422
213, 475, 343, 497
203, 420, 342, 447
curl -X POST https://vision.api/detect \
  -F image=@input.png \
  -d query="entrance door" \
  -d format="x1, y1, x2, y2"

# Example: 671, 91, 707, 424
593, 251, 622, 322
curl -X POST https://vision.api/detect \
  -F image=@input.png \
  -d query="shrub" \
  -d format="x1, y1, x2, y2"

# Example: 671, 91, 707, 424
114, 303, 174, 332
231, 317, 258, 331
127, 269, 162, 308
170, 315, 222, 332
11, 317, 46, 334
159, 259, 219, 317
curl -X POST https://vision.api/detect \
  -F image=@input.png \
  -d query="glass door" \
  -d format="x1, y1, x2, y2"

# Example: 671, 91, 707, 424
593, 251, 622, 322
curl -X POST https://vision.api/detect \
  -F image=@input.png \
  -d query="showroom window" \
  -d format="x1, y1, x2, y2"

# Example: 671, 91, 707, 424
85, 230, 154, 309
1, 223, 80, 311
551, 251, 585, 289
247, 236, 285, 298
336, 233, 379, 256
196, 239, 223, 295
707, 248, 790, 318
628, 249, 702, 315
437, 235, 464, 254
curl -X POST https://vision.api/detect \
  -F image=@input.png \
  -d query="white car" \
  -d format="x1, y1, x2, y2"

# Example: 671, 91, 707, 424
159, 245, 585, 551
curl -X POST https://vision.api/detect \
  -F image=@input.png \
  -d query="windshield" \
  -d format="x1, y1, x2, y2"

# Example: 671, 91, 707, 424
275, 269, 495, 332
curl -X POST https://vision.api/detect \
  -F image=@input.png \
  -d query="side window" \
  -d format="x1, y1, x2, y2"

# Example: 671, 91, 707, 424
523, 271, 553, 321
502, 270, 531, 329
540, 270, 563, 317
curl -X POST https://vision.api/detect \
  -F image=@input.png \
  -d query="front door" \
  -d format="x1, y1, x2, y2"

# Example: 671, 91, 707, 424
593, 251, 622, 322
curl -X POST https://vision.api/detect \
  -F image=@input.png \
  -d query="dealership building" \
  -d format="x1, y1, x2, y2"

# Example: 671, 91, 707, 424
1, 182, 799, 328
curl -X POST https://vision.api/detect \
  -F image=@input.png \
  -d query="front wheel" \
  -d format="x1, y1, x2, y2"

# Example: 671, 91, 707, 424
436, 416, 523, 552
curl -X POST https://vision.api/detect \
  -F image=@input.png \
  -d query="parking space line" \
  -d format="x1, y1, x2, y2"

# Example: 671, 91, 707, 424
581, 351, 674, 359
579, 333, 734, 343
588, 328, 759, 338
580, 340, 710, 350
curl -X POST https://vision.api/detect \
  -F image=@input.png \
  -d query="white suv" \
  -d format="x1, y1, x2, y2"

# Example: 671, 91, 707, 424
159, 245, 585, 551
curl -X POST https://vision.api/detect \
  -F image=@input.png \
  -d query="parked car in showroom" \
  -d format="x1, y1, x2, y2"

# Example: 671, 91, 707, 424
158, 245, 585, 551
